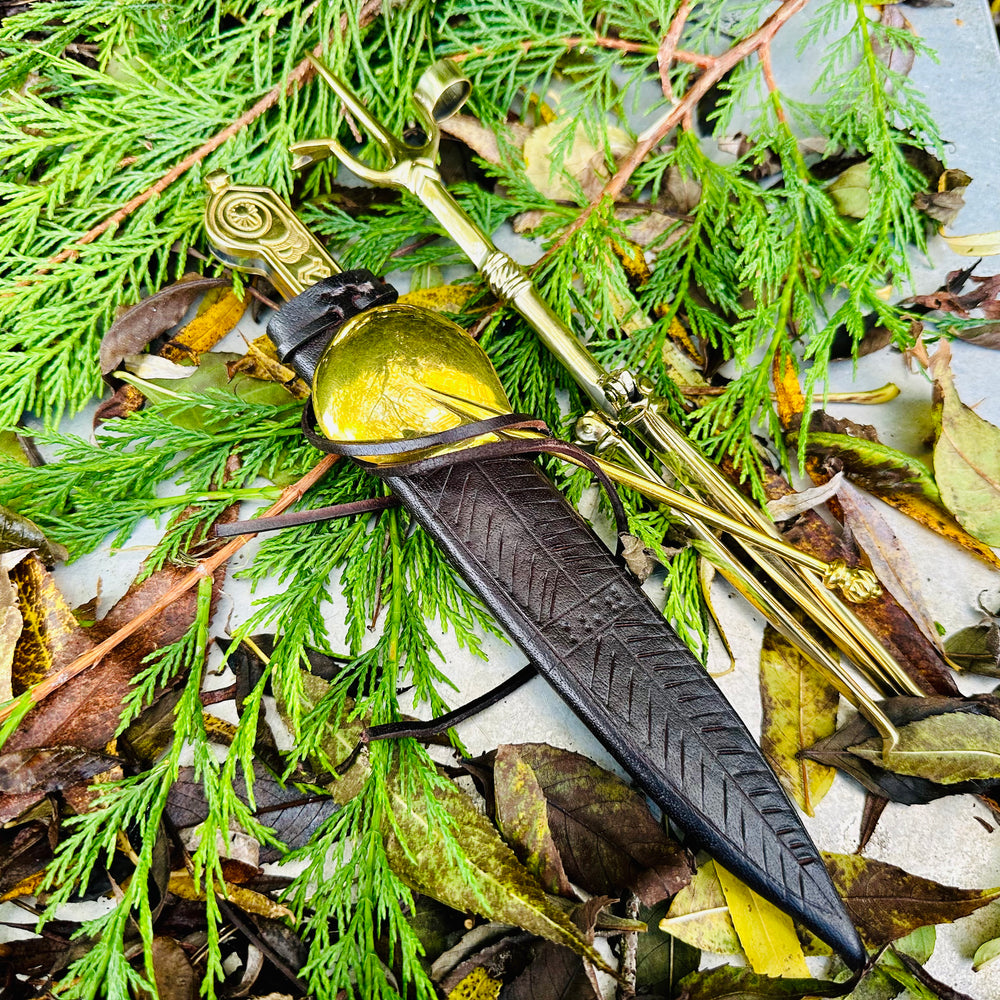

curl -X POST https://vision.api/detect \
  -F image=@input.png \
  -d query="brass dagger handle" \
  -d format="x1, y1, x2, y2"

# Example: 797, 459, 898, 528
204, 171, 339, 299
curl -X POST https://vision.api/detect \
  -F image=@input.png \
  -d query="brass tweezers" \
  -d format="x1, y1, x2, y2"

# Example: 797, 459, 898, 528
213, 56, 928, 747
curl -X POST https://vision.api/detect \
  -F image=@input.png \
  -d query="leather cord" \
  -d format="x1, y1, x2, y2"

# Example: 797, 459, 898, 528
300, 399, 631, 547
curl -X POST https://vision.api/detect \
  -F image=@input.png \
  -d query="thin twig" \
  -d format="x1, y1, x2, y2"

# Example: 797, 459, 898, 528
657, 0, 693, 101
541, 0, 807, 257
39, 2, 385, 273
616, 891, 640, 999
0, 456, 339, 724
759, 40, 787, 123
453, 34, 712, 66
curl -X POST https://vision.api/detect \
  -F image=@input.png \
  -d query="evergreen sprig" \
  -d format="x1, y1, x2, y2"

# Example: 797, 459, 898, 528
0, 1, 953, 997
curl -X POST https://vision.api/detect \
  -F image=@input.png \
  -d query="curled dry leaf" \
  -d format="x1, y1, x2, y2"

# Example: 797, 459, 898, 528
972, 935, 1000, 972
523, 120, 634, 202
758, 625, 839, 817
764, 473, 844, 522
431, 921, 532, 990
945, 604, 1000, 676
913, 168, 971, 227
941, 230, 1000, 257
823, 852, 1000, 948
99, 275, 228, 376
167, 872, 295, 923
0, 505, 67, 567
928, 341, 1000, 545
874, 5, 916, 77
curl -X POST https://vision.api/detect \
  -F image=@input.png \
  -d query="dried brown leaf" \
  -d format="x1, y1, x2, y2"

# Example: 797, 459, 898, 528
5, 557, 221, 753
823, 852, 1000, 948
0, 746, 118, 823
493, 744, 694, 906
833, 478, 943, 650
226, 335, 309, 399
166, 761, 339, 864
874, 6, 916, 76
135, 937, 197, 1000
499, 895, 611, 1000
755, 463, 959, 696
99, 275, 228, 376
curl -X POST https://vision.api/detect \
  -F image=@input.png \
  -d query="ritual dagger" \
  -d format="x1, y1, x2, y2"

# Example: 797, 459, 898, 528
288, 56, 929, 756
204, 174, 866, 969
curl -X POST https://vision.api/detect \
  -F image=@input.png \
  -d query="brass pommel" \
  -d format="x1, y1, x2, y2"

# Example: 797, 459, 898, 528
311, 304, 512, 463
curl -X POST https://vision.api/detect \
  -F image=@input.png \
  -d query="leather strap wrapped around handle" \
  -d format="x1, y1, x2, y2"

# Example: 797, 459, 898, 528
386, 454, 865, 969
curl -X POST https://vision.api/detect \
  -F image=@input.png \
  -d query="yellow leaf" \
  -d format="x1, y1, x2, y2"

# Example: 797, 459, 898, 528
659, 860, 743, 955
10, 557, 89, 693
940, 229, 1000, 257
226, 335, 309, 398
167, 872, 295, 923
0, 868, 45, 902
160, 288, 247, 360
771, 350, 805, 432
714, 863, 811, 978
398, 284, 478, 315
447, 966, 502, 1000
759, 625, 839, 817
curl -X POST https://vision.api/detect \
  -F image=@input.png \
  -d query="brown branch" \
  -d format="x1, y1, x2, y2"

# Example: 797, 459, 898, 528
759, 40, 787, 123
41, 1, 385, 272
0, 455, 339, 724
657, 0, 693, 100
541, 0, 807, 257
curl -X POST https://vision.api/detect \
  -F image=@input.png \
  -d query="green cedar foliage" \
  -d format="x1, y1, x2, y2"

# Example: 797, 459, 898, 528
0, 1, 945, 997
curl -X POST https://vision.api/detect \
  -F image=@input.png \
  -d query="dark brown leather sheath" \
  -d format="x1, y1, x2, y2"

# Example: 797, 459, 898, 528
266, 274, 864, 968
385, 455, 865, 969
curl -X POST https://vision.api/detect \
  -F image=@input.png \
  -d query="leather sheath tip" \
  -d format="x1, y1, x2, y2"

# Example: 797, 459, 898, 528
839, 932, 868, 973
